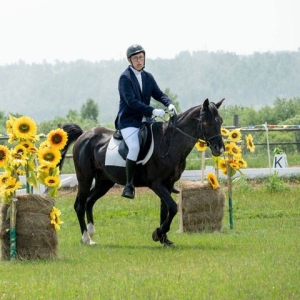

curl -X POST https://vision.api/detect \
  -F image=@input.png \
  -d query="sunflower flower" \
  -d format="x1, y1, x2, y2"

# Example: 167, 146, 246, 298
13, 116, 37, 140
47, 128, 68, 150
0, 145, 9, 167
0, 177, 22, 196
195, 139, 207, 151
8, 149, 27, 167
246, 134, 255, 152
207, 172, 219, 189
228, 129, 241, 142
45, 176, 60, 187
50, 206, 63, 231
221, 127, 230, 137
38, 147, 61, 168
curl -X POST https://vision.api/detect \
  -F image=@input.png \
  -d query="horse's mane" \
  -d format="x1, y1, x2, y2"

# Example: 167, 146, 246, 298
177, 102, 219, 123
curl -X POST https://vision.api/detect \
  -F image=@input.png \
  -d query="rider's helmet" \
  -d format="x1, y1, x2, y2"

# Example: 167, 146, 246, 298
126, 44, 145, 58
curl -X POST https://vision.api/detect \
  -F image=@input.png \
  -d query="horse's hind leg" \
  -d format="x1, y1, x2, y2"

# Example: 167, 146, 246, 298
86, 179, 115, 237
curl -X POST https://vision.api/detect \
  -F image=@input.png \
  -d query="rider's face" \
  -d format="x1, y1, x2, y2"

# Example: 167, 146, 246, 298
129, 53, 145, 71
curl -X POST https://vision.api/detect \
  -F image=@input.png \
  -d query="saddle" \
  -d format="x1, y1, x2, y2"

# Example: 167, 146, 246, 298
113, 123, 152, 162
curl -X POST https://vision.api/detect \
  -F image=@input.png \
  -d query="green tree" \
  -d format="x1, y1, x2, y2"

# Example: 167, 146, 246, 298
80, 98, 99, 122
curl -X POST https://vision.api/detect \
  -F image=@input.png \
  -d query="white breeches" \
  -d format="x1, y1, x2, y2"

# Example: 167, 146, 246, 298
120, 127, 140, 161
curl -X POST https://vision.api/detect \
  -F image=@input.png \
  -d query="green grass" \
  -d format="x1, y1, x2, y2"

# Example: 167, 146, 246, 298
1, 184, 300, 299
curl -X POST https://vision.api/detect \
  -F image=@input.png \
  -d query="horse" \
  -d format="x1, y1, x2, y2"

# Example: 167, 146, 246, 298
59, 98, 225, 246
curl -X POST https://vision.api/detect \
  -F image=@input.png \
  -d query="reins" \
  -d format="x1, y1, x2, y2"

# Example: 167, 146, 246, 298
159, 107, 222, 157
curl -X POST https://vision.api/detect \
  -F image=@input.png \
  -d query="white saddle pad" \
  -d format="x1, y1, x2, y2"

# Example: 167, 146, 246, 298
105, 126, 154, 167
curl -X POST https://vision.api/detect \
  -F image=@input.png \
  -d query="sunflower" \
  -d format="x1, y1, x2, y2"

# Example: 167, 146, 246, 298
50, 206, 63, 231
8, 149, 27, 167
229, 161, 240, 170
237, 158, 247, 168
221, 127, 230, 137
0, 173, 10, 187
0, 177, 22, 195
218, 158, 227, 172
44, 176, 60, 187
224, 142, 235, 154
207, 172, 219, 189
195, 139, 207, 151
228, 129, 241, 142
230, 144, 242, 157
38, 147, 61, 168
47, 128, 68, 150
12, 116, 37, 140
6, 119, 13, 134
246, 134, 255, 152
19, 141, 38, 153
0, 145, 9, 167
14, 144, 28, 157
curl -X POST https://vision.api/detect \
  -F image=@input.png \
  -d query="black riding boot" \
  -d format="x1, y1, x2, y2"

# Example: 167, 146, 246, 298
122, 159, 136, 199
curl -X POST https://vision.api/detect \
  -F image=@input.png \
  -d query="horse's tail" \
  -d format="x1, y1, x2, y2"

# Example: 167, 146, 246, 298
57, 123, 84, 171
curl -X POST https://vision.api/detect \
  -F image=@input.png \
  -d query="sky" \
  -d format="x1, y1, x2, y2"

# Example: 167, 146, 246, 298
0, 0, 299, 65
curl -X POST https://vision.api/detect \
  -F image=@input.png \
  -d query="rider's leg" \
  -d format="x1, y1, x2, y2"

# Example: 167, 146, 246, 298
120, 127, 140, 199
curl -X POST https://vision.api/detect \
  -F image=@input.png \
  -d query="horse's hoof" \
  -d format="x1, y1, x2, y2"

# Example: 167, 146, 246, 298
160, 234, 175, 247
152, 228, 160, 242
81, 230, 97, 245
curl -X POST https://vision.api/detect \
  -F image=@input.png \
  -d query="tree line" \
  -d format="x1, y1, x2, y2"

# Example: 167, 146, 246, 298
0, 50, 300, 125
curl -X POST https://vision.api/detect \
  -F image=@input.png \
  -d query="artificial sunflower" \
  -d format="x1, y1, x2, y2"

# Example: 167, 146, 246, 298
228, 129, 241, 142
221, 127, 230, 137
207, 172, 219, 189
44, 176, 60, 187
0, 145, 9, 167
12, 116, 37, 140
50, 206, 63, 231
246, 134, 255, 152
47, 128, 68, 150
38, 147, 61, 168
195, 139, 207, 151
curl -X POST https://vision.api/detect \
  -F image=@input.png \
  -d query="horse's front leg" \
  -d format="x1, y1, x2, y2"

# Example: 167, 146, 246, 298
151, 182, 178, 247
85, 179, 115, 238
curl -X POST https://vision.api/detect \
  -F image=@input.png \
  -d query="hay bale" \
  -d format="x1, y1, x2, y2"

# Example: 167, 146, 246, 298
0, 194, 58, 260
178, 181, 225, 232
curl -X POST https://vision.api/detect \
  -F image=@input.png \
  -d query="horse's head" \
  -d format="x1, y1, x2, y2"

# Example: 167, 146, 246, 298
198, 98, 225, 156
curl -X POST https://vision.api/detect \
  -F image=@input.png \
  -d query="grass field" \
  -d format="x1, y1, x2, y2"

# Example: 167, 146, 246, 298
1, 179, 300, 299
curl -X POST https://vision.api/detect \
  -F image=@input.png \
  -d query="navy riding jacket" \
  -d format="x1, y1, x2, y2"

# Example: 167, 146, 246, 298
115, 66, 172, 130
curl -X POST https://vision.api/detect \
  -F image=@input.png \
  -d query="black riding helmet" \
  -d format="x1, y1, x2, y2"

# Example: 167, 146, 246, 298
126, 44, 145, 70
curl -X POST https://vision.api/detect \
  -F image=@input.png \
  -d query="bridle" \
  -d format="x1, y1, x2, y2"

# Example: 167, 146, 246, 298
159, 107, 222, 157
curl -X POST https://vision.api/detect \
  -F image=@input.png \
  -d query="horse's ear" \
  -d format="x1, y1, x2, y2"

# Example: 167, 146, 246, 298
215, 98, 225, 109
203, 98, 209, 109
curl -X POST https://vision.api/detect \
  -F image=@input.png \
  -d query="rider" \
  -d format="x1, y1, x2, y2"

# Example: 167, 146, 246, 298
115, 44, 177, 199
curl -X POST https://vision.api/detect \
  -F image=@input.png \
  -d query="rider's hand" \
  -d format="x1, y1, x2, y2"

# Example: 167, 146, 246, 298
152, 109, 165, 118
168, 104, 177, 116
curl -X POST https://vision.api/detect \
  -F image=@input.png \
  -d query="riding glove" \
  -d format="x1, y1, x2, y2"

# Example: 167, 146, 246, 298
168, 104, 177, 116
153, 109, 165, 118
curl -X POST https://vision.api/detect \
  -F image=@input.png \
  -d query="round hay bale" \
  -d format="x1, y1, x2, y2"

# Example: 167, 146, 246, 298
0, 194, 58, 260
178, 181, 225, 233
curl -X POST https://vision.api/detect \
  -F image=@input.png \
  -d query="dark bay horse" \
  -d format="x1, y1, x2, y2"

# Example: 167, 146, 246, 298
59, 98, 225, 246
